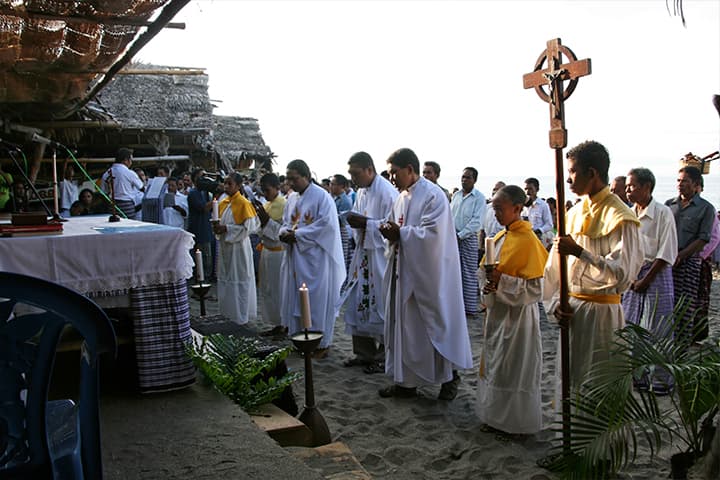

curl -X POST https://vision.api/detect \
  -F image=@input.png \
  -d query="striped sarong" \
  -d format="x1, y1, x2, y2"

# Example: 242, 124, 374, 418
622, 262, 674, 332
458, 235, 479, 316
697, 258, 713, 340
340, 224, 353, 274
130, 279, 197, 392
672, 254, 703, 340
115, 198, 137, 220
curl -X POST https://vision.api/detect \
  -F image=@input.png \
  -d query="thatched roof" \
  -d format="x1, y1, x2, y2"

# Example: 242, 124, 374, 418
97, 63, 213, 129
212, 116, 274, 170
0, 0, 184, 121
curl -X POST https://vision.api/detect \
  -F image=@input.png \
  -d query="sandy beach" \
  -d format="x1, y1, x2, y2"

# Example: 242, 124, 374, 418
242, 273, 720, 479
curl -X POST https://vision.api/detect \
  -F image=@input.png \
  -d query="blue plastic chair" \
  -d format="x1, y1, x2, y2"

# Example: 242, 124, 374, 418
0, 271, 117, 479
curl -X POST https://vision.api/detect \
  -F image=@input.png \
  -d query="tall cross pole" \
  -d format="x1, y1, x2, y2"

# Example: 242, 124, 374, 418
523, 38, 591, 455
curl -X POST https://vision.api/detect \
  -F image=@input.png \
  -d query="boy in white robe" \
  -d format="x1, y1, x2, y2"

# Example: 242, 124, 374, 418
255, 173, 287, 337
379, 148, 473, 400
544, 141, 642, 393
279, 160, 345, 358
339, 151, 398, 371
477, 185, 548, 435
213, 173, 260, 325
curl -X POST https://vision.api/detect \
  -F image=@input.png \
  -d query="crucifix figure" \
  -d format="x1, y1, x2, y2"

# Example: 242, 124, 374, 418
522, 38, 591, 457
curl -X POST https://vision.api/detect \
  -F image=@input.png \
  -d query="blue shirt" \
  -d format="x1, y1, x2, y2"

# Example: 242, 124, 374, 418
450, 188, 486, 240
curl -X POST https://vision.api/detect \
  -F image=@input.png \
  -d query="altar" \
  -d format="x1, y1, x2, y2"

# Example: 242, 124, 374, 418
0, 215, 197, 393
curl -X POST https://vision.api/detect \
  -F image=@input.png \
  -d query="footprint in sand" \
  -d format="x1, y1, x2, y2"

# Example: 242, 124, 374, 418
384, 445, 422, 465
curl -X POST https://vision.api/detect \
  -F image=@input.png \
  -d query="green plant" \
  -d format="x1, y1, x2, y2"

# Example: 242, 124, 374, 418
186, 334, 301, 413
546, 298, 720, 478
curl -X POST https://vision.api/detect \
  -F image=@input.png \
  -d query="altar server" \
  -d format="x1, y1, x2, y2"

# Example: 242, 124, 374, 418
477, 185, 548, 435
213, 172, 260, 325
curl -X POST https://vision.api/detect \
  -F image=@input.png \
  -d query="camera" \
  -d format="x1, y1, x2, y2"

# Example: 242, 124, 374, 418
195, 174, 224, 194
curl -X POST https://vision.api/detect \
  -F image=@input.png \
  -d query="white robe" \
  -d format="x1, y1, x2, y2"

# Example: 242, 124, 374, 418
216, 205, 260, 325
384, 177, 473, 386
544, 217, 642, 389
163, 193, 188, 229
279, 183, 345, 348
339, 175, 398, 339
477, 236, 543, 434
259, 216, 284, 326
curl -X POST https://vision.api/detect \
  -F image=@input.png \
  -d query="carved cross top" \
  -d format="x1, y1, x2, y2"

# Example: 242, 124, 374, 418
522, 38, 591, 149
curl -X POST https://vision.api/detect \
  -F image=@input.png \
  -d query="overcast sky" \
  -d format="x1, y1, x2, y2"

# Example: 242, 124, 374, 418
139, 0, 720, 191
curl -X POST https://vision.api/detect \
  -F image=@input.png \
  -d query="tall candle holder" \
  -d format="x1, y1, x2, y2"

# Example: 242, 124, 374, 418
290, 330, 331, 446
190, 282, 213, 316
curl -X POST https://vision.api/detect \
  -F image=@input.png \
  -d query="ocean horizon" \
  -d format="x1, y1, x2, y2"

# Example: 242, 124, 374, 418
462, 174, 720, 212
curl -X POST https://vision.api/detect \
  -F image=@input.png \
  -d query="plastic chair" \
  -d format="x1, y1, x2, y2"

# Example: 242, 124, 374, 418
0, 271, 117, 479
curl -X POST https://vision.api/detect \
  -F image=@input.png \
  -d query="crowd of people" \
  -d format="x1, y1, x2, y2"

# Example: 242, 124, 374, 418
21, 141, 718, 441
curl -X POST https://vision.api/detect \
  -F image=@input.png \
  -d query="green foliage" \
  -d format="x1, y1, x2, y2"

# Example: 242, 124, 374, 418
186, 334, 301, 413
547, 297, 720, 478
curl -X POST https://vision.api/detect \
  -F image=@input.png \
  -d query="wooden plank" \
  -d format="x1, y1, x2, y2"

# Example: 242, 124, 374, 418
251, 403, 313, 447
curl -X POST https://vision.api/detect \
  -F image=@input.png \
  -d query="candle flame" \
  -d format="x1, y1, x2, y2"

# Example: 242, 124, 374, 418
301, 282, 307, 288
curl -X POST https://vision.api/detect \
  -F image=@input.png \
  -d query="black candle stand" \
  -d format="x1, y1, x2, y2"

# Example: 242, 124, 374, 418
290, 330, 331, 446
189, 282, 213, 316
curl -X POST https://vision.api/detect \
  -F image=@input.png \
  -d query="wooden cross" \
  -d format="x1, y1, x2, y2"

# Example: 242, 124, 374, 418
523, 38, 591, 149
522, 38, 591, 459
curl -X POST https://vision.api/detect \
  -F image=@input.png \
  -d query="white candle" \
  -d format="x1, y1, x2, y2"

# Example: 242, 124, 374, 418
52, 154, 59, 216
299, 283, 311, 330
485, 237, 495, 265
194, 249, 204, 282
211, 199, 219, 221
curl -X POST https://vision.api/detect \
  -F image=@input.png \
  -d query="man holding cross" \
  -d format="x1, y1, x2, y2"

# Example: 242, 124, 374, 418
543, 140, 642, 391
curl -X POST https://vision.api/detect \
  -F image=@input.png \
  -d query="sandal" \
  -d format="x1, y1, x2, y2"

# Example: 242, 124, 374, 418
536, 452, 566, 471
363, 361, 385, 374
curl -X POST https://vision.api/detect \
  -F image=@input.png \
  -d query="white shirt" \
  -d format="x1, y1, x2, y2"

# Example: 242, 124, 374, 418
163, 193, 188, 229
101, 163, 144, 202
483, 204, 503, 238
59, 179, 78, 210
450, 188, 486, 240
634, 198, 677, 266
521, 197, 554, 234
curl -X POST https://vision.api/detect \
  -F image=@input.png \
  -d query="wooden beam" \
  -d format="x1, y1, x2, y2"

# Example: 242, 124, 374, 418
0, 8, 186, 29
1, 155, 190, 165
23, 121, 121, 129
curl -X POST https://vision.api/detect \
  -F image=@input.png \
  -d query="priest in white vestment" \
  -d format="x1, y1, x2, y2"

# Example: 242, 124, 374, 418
214, 173, 260, 325
256, 173, 287, 337
477, 185, 548, 435
543, 141, 642, 395
338, 151, 398, 370
279, 160, 345, 357
379, 148, 473, 400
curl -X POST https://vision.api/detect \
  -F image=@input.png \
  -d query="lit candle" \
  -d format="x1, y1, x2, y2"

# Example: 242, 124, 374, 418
299, 283, 311, 330
195, 249, 204, 282
485, 237, 495, 265
211, 199, 219, 221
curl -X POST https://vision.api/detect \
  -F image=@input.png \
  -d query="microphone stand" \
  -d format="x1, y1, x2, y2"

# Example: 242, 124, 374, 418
0, 143, 54, 220
49, 145, 66, 222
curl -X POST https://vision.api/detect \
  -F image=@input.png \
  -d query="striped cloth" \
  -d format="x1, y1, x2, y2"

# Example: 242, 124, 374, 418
696, 258, 713, 340
458, 235, 479, 316
130, 279, 196, 392
622, 262, 675, 332
672, 254, 703, 340
115, 199, 137, 220
340, 224, 353, 274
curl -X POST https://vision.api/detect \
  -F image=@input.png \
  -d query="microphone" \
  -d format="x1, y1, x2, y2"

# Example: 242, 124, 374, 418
30, 133, 64, 148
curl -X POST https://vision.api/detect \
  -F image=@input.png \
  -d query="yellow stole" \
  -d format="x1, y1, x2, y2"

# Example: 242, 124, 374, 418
264, 195, 286, 222
493, 220, 548, 280
567, 186, 639, 238
219, 191, 256, 225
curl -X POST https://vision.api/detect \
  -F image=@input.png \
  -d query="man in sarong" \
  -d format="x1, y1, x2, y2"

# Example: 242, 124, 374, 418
213, 172, 260, 325
279, 160, 345, 358
696, 176, 719, 341
339, 151, 398, 373
622, 168, 677, 393
101, 147, 144, 219
379, 148, 473, 400
477, 185, 548, 436
544, 140, 642, 391
450, 167, 486, 319
255, 173, 287, 338
665, 166, 715, 340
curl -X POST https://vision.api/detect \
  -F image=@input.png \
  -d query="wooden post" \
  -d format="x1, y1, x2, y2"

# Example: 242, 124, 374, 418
522, 38, 591, 456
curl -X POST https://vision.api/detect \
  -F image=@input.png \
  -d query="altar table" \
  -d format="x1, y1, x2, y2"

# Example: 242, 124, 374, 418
0, 215, 197, 393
